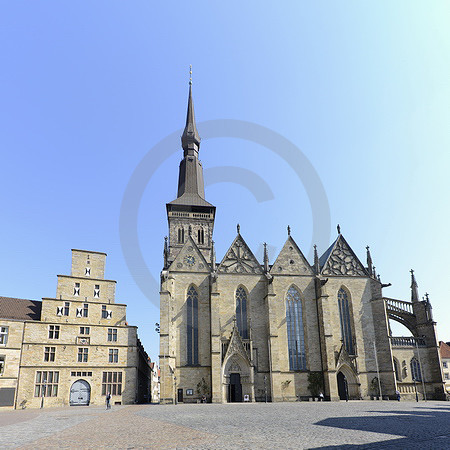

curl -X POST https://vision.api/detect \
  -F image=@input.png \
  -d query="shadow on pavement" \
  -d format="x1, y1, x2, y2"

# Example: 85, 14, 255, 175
313, 405, 450, 449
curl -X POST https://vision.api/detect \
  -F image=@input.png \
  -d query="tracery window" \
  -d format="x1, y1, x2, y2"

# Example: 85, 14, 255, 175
286, 286, 307, 370
410, 357, 422, 381
236, 287, 248, 339
198, 228, 204, 245
186, 286, 198, 365
338, 288, 354, 355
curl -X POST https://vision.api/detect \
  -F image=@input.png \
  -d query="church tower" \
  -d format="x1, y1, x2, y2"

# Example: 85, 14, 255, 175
165, 69, 216, 266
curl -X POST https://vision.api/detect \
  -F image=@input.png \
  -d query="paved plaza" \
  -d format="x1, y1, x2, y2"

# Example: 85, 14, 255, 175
0, 401, 449, 449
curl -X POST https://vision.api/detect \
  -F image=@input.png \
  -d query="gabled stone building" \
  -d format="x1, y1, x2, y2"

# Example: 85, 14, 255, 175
159, 80, 445, 403
0, 249, 151, 408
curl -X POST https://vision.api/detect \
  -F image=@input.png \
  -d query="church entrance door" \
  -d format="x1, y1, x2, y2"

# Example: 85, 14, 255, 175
337, 372, 348, 401
228, 373, 242, 402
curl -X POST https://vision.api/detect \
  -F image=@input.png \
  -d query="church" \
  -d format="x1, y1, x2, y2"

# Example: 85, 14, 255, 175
159, 78, 445, 403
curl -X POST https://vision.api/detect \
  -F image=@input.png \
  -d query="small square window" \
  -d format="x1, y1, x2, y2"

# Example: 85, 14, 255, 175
44, 347, 56, 362
443, 362, 448, 369
108, 349, 119, 363
0, 327, 9, 345
80, 326, 90, 335
48, 325, 60, 339
77, 348, 88, 363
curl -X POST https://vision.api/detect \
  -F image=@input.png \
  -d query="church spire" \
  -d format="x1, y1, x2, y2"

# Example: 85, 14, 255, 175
366, 246, 373, 276
410, 269, 420, 303
181, 65, 200, 156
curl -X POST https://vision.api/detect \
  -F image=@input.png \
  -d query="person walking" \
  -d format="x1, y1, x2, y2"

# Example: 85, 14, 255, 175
319, 392, 324, 402
396, 390, 401, 401
106, 392, 111, 409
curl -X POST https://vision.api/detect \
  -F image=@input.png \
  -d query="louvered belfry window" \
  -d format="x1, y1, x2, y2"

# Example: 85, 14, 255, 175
186, 286, 198, 365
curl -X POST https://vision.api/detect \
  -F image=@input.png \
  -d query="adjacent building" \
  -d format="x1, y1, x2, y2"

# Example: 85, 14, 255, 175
159, 81, 446, 403
0, 249, 151, 408
440, 341, 450, 395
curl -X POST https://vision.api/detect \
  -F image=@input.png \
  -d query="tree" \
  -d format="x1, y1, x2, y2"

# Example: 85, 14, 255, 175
307, 372, 324, 397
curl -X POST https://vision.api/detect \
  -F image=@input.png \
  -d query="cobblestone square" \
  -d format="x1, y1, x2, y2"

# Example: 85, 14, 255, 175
1, 401, 449, 449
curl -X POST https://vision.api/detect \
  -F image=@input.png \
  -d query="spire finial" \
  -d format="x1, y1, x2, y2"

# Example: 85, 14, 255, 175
410, 269, 419, 302
337, 224, 341, 235
287, 225, 291, 236
237, 223, 240, 234
314, 244, 320, 274
263, 242, 269, 273
189, 64, 192, 86
366, 245, 373, 276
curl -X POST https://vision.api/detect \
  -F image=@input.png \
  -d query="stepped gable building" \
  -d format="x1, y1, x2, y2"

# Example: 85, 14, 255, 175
0, 249, 151, 408
159, 79, 445, 403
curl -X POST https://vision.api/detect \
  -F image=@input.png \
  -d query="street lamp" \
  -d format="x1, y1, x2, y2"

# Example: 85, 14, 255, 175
413, 378, 419, 402
40, 383, 46, 409
264, 375, 267, 403
174, 376, 177, 405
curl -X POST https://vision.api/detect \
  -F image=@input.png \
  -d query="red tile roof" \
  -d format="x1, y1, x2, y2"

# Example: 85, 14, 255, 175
440, 341, 450, 359
0, 296, 42, 321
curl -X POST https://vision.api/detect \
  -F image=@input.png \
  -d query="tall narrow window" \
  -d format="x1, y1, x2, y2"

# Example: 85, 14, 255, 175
186, 286, 198, 365
198, 228, 204, 245
0, 356, 4, 375
338, 288, 354, 355
63, 302, 70, 316
286, 286, 307, 370
411, 357, 422, 381
78, 348, 88, 363
235, 287, 248, 339
74, 283, 80, 296
178, 228, 185, 244
94, 285, 100, 298
85, 267, 91, 276
393, 358, 401, 381
83, 303, 89, 317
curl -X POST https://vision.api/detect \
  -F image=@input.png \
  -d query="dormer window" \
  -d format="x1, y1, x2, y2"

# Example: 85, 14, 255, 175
94, 285, 100, 298
85, 267, 91, 276
74, 283, 80, 296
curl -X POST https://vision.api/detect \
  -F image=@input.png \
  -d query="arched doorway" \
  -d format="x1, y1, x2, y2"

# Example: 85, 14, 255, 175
228, 373, 243, 402
70, 379, 91, 406
337, 372, 348, 400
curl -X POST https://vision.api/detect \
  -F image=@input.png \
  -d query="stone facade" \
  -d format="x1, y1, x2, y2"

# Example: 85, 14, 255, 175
159, 83, 446, 404
0, 249, 152, 409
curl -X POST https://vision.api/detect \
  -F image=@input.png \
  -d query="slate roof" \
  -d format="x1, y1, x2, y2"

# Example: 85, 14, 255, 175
319, 238, 337, 269
168, 192, 214, 207
440, 341, 450, 359
0, 296, 42, 321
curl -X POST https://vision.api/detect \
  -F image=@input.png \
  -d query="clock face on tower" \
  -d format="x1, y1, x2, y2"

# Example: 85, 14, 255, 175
184, 255, 196, 267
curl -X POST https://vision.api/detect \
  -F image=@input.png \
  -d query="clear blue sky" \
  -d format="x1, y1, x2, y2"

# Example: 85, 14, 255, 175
1, 1, 449, 362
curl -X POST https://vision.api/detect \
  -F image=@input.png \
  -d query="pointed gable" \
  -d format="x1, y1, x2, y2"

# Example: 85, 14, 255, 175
224, 322, 251, 363
320, 235, 368, 277
218, 234, 263, 274
270, 236, 314, 276
168, 235, 210, 273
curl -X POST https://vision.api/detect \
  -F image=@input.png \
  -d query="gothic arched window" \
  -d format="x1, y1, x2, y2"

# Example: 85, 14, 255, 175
178, 228, 185, 244
198, 228, 204, 245
338, 288, 354, 355
393, 358, 401, 381
410, 357, 422, 381
286, 286, 307, 371
186, 286, 198, 365
235, 287, 248, 339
